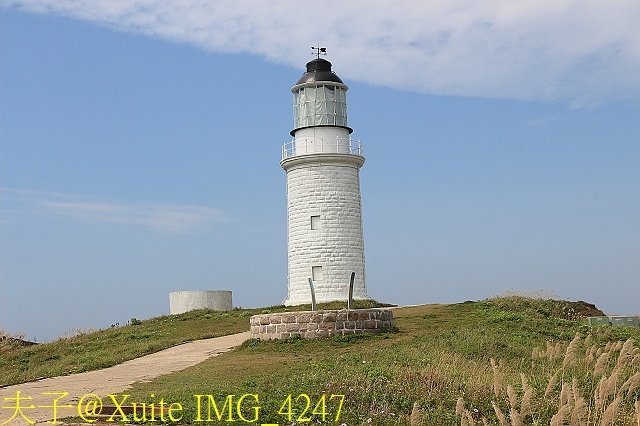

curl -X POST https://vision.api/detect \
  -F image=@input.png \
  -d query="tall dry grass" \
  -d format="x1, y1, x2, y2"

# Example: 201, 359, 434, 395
0, 329, 29, 351
456, 335, 640, 425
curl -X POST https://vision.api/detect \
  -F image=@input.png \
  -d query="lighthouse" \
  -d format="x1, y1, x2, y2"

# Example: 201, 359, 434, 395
281, 52, 369, 305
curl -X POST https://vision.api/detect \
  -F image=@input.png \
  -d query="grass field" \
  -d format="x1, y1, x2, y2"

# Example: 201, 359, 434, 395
3, 297, 640, 425
119, 297, 639, 425
0, 300, 386, 387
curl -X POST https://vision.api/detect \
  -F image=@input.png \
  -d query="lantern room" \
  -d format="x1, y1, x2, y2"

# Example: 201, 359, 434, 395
290, 58, 352, 135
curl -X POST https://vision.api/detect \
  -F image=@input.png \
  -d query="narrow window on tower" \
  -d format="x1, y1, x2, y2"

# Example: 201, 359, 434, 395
312, 266, 323, 281
310, 215, 321, 230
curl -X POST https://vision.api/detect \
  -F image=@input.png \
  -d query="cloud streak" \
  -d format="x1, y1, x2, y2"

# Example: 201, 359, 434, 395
2, 0, 640, 104
1, 188, 224, 233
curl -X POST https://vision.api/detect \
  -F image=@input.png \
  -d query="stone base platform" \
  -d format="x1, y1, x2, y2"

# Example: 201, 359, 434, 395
250, 309, 394, 340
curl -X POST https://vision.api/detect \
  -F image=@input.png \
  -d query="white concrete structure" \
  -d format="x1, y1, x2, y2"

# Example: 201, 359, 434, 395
169, 290, 232, 314
281, 57, 368, 305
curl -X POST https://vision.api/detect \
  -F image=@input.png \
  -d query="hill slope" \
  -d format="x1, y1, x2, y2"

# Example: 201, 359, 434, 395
0, 301, 385, 386
121, 297, 639, 425
3, 297, 638, 425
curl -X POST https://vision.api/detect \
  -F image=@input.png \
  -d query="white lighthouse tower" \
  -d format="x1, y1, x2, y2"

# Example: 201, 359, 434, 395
281, 51, 368, 305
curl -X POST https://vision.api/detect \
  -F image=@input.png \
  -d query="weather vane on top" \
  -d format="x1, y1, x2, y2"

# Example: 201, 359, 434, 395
311, 45, 327, 59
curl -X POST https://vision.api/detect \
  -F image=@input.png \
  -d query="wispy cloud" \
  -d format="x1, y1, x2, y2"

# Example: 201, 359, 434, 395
2, 0, 639, 104
0, 188, 224, 233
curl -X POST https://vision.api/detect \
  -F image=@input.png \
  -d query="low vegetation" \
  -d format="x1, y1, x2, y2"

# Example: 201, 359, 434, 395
0, 300, 385, 387
121, 297, 639, 425
4, 297, 639, 424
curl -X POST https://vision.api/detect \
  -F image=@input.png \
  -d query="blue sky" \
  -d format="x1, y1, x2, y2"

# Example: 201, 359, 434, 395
1, 1, 639, 341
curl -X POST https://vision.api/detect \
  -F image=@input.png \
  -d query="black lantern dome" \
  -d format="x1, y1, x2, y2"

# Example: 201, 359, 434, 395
296, 58, 344, 85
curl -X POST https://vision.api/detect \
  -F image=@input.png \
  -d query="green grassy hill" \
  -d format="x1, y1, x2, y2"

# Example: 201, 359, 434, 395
3, 297, 640, 425
0, 300, 385, 386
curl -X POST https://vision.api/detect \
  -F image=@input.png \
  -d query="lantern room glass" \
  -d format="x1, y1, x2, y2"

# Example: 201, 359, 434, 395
293, 85, 347, 129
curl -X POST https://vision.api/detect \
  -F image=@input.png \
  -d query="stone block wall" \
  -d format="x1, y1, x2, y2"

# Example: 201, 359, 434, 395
250, 309, 393, 340
282, 159, 367, 305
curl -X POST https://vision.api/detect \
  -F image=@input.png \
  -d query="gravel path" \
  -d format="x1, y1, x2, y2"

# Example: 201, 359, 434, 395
0, 331, 251, 425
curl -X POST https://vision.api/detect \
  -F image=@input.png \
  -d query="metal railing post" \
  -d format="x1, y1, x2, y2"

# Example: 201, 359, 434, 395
347, 272, 355, 310
308, 278, 317, 312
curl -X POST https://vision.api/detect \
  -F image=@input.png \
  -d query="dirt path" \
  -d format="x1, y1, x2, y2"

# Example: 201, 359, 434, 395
0, 332, 251, 425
